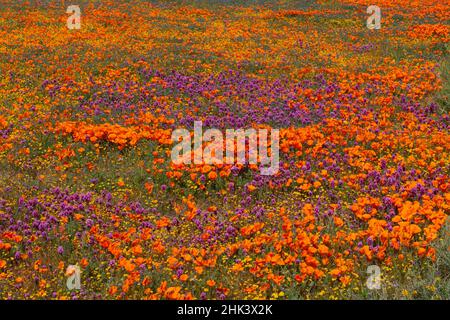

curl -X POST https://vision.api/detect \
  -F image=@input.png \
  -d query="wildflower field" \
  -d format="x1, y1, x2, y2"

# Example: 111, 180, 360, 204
0, 0, 449, 300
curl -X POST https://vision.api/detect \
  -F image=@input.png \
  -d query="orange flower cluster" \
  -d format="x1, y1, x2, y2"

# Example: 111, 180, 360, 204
267, 9, 339, 19
54, 114, 174, 149
0, 116, 7, 130
408, 24, 449, 42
